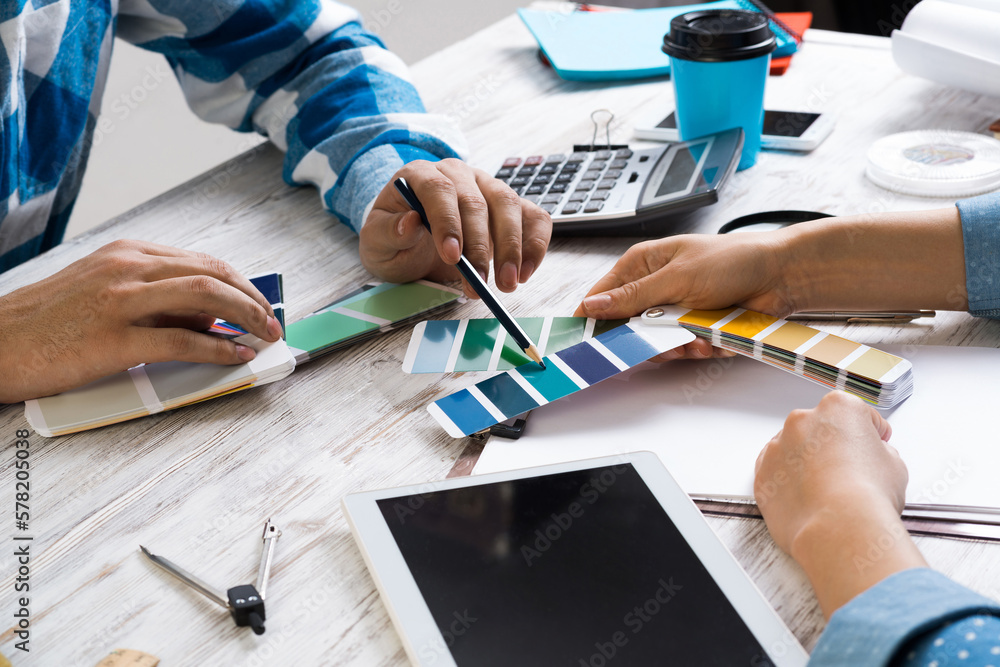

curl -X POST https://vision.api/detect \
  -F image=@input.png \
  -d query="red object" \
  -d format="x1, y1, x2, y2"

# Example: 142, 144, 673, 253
770, 12, 813, 75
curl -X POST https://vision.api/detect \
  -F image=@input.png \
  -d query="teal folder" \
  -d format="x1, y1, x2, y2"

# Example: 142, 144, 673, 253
518, 1, 798, 82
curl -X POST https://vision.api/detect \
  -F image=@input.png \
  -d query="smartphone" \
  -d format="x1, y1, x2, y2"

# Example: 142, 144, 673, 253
635, 110, 835, 152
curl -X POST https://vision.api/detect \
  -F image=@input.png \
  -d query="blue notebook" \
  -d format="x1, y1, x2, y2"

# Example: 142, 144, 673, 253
519, 1, 799, 82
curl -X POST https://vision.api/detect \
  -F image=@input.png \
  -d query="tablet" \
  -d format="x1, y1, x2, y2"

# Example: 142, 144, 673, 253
343, 453, 808, 666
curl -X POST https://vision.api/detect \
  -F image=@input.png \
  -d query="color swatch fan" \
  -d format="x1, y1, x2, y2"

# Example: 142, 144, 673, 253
427, 319, 696, 437
643, 306, 913, 409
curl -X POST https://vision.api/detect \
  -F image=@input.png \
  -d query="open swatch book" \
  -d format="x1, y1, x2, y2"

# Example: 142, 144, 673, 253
25, 278, 463, 437
411, 306, 913, 437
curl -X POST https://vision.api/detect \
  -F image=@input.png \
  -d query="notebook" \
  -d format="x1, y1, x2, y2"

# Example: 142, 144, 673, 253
519, 0, 799, 81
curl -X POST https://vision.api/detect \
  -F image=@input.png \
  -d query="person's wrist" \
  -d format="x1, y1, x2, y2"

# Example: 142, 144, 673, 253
788, 495, 923, 616
772, 225, 818, 313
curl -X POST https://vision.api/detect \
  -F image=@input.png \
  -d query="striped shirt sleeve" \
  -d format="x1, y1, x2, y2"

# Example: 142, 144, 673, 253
116, 0, 467, 232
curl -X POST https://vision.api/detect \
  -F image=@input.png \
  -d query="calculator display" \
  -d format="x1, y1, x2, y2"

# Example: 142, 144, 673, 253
653, 143, 702, 199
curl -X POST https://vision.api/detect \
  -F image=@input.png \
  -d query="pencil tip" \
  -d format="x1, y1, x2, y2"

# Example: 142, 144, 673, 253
526, 344, 546, 369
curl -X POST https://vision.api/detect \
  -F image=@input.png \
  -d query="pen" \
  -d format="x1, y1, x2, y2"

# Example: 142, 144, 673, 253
393, 178, 545, 369
787, 310, 936, 323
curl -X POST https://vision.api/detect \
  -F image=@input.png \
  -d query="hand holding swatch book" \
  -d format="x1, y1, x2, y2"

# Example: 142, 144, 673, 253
24, 280, 463, 437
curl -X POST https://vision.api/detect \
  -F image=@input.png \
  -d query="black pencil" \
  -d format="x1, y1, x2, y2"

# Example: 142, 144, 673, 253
393, 178, 545, 369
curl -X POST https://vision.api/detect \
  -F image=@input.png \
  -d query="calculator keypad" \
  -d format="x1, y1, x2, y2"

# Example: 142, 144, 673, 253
493, 149, 650, 219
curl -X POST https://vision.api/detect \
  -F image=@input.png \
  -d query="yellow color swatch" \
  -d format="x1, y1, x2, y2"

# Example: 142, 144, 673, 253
808, 335, 861, 367
678, 308, 737, 328
761, 321, 818, 351
846, 348, 903, 380
720, 311, 779, 339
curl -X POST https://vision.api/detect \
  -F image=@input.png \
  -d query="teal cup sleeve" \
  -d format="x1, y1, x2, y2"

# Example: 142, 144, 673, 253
670, 53, 771, 170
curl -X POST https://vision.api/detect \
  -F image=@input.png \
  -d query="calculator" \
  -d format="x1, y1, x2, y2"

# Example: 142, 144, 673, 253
494, 128, 743, 236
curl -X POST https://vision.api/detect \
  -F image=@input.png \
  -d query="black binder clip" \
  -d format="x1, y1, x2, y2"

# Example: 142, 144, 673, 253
472, 415, 529, 441
140, 519, 280, 635
573, 109, 630, 152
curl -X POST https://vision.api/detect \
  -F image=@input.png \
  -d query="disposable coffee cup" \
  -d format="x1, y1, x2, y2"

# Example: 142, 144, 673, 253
662, 10, 776, 170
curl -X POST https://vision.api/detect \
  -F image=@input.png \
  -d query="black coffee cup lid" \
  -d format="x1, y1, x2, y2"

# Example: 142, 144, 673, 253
662, 10, 776, 63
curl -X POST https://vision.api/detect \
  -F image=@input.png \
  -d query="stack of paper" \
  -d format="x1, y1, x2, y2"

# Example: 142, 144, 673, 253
285, 281, 463, 364
646, 306, 913, 408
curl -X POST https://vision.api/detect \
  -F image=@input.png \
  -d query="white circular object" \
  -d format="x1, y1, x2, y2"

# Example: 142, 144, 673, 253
865, 130, 1000, 197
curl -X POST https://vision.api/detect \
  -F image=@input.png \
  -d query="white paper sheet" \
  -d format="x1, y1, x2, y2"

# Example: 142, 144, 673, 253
475, 345, 1000, 512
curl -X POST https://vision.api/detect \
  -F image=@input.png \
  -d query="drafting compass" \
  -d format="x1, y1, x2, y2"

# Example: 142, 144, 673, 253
140, 519, 280, 635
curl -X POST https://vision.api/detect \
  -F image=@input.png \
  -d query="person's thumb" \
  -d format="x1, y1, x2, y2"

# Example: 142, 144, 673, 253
579, 273, 682, 319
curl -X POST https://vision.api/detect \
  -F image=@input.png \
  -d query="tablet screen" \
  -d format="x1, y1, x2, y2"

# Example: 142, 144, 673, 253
377, 464, 773, 666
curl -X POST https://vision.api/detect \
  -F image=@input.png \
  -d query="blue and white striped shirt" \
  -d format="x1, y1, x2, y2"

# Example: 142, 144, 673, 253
0, 0, 465, 273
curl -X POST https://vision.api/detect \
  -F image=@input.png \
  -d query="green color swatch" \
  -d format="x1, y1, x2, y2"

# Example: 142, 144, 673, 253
341, 282, 460, 322
454, 319, 502, 372
497, 317, 546, 370
285, 310, 379, 353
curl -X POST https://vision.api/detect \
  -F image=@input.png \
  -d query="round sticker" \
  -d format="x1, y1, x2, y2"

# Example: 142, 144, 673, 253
902, 143, 974, 166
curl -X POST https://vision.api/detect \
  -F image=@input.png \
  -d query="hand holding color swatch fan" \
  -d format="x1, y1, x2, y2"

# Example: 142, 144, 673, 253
25, 278, 464, 437
25, 274, 295, 437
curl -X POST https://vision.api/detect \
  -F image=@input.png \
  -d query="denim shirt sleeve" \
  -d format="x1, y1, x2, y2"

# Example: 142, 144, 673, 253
957, 191, 1000, 318
808, 568, 1000, 666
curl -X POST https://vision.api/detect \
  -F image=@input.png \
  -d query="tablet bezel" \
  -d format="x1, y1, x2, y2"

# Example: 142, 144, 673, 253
342, 452, 808, 666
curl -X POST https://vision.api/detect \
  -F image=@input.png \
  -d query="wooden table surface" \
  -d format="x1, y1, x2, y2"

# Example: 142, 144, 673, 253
2, 13, 1000, 666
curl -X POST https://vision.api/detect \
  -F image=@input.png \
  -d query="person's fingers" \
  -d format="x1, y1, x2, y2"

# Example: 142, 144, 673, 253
436, 160, 492, 285
577, 242, 681, 318
98, 239, 204, 260
755, 437, 777, 475
517, 196, 552, 285
586, 241, 675, 295
130, 327, 257, 366
94, 241, 276, 321
869, 405, 893, 442
359, 206, 441, 284
406, 162, 465, 266
138, 255, 276, 319
579, 267, 691, 319
127, 277, 281, 342
372, 209, 426, 255
471, 168, 523, 291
